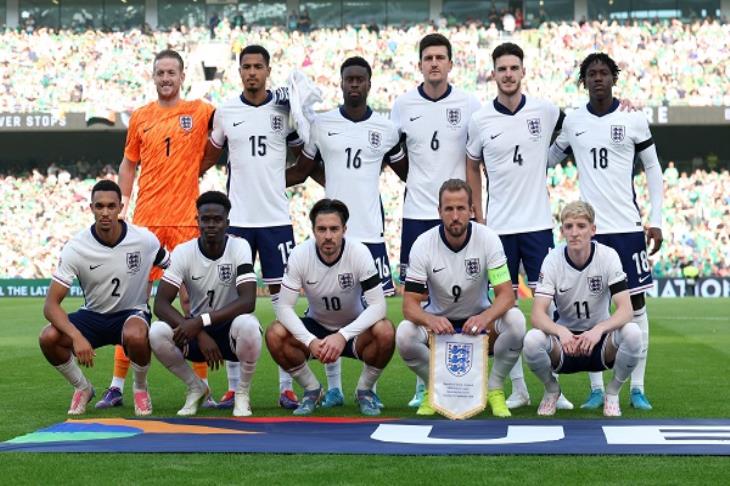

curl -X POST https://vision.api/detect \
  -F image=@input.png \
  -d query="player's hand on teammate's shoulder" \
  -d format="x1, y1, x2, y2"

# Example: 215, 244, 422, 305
196, 332, 223, 370
646, 227, 664, 255
426, 315, 455, 335
319, 333, 346, 363
462, 314, 490, 336
72, 335, 96, 367
618, 98, 642, 112
173, 318, 203, 347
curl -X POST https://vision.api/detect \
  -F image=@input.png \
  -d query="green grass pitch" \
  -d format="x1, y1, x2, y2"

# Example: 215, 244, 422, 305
2, 297, 728, 484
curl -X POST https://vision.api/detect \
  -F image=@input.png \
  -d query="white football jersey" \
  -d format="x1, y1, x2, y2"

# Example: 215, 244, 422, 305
52, 222, 168, 313
553, 101, 655, 234
405, 222, 507, 320
466, 95, 560, 234
161, 236, 256, 317
210, 91, 303, 227
303, 107, 405, 243
535, 242, 627, 332
280, 238, 381, 331
391, 85, 481, 220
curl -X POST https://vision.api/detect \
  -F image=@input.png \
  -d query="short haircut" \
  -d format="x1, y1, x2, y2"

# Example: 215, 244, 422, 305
340, 56, 372, 79
239, 44, 270, 65
419, 33, 452, 60
578, 52, 620, 86
560, 201, 595, 224
438, 178, 473, 207
91, 179, 122, 201
309, 198, 349, 226
196, 191, 231, 213
154, 49, 184, 72
491, 42, 524, 65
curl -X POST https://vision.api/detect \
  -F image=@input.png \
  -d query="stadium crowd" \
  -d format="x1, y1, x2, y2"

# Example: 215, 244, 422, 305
2, 162, 728, 280
2, 17, 729, 114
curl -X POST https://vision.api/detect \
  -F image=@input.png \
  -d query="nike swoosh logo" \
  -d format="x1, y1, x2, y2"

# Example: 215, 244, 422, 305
432, 267, 446, 273
576, 131, 587, 136
558, 287, 571, 293
638, 275, 651, 283
409, 116, 422, 122
233, 120, 245, 127
327, 132, 340, 136
306, 280, 318, 285
490, 133, 502, 140
192, 276, 203, 280
89, 264, 102, 270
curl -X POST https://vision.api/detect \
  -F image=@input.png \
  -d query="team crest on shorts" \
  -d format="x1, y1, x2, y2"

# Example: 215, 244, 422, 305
338, 273, 355, 290
270, 114, 284, 133
611, 125, 625, 143
179, 115, 193, 132
587, 275, 603, 295
126, 251, 141, 274
447, 108, 462, 126
446, 342, 472, 377
464, 258, 481, 278
218, 264, 233, 284
527, 118, 541, 137
368, 130, 381, 149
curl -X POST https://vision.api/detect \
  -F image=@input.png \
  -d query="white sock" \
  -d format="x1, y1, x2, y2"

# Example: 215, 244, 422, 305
231, 314, 262, 393
607, 323, 643, 395
131, 362, 149, 392
288, 363, 320, 392
238, 362, 257, 394
488, 309, 525, 391
509, 357, 528, 395
523, 329, 560, 393
149, 321, 201, 389
631, 307, 649, 392
325, 359, 342, 391
589, 371, 605, 392
226, 361, 240, 392
356, 364, 383, 391
395, 320, 430, 384
55, 356, 90, 390
110, 376, 125, 392
415, 375, 425, 391
279, 366, 293, 393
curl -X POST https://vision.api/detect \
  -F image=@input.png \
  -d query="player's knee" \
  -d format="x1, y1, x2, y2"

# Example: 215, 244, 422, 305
395, 320, 420, 356
38, 324, 60, 349
523, 329, 548, 362
232, 314, 262, 343
148, 321, 172, 350
123, 318, 149, 345
619, 322, 642, 356
498, 307, 526, 338
264, 321, 286, 349
373, 319, 395, 346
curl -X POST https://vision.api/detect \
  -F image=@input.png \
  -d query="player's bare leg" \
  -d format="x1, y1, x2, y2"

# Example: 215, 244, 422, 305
121, 315, 152, 416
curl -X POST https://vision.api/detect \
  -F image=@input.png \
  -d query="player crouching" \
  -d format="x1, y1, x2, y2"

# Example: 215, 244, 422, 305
149, 191, 262, 417
525, 201, 642, 417
266, 199, 395, 416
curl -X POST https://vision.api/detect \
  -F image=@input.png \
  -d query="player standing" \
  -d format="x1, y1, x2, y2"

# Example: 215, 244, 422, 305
96, 49, 216, 410
266, 199, 395, 416
150, 192, 262, 416
39, 180, 170, 416
201, 45, 305, 410
396, 179, 526, 417
548, 53, 664, 410
465, 43, 572, 410
390, 33, 481, 407
525, 201, 642, 416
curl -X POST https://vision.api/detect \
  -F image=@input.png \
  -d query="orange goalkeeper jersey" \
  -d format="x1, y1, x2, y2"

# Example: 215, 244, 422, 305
124, 99, 215, 227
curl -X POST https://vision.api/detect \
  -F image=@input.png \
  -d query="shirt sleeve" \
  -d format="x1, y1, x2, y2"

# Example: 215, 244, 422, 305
390, 98, 402, 133
235, 239, 257, 286
484, 228, 508, 269
123, 110, 142, 162
632, 112, 654, 151
147, 230, 171, 269
534, 252, 557, 298
161, 245, 187, 289
280, 244, 304, 293
404, 236, 428, 293
209, 107, 226, 149
356, 244, 381, 292
51, 243, 78, 288
384, 125, 405, 164
606, 247, 628, 286
465, 115, 483, 161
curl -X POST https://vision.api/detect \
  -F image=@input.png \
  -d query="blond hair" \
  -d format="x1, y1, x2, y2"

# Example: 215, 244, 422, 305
560, 201, 595, 224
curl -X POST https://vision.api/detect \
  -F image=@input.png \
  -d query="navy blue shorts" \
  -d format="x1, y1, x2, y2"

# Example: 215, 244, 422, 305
68, 309, 150, 349
594, 232, 652, 294
227, 225, 295, 285
302, 317, 358, 359
183, 320, 238, 363
399, 218, 441, 283
555, 332, 614, 374
499, 229, 554, 288
363, 242, 395, 296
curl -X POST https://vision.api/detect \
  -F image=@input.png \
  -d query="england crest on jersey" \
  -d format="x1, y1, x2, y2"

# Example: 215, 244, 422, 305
368, 130, 381, 149
338, 272, 355, 290
527, 118, 541, 137
270, 114, 284, 133
126, 251, 141, 274
179, 115, 193, 132
446, 108, 461, 126
464, 258, 481, 278
611, 125, 625, 143
218, 264, 233, 284
587, 275, 603, 295
446, 342, 472, 377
